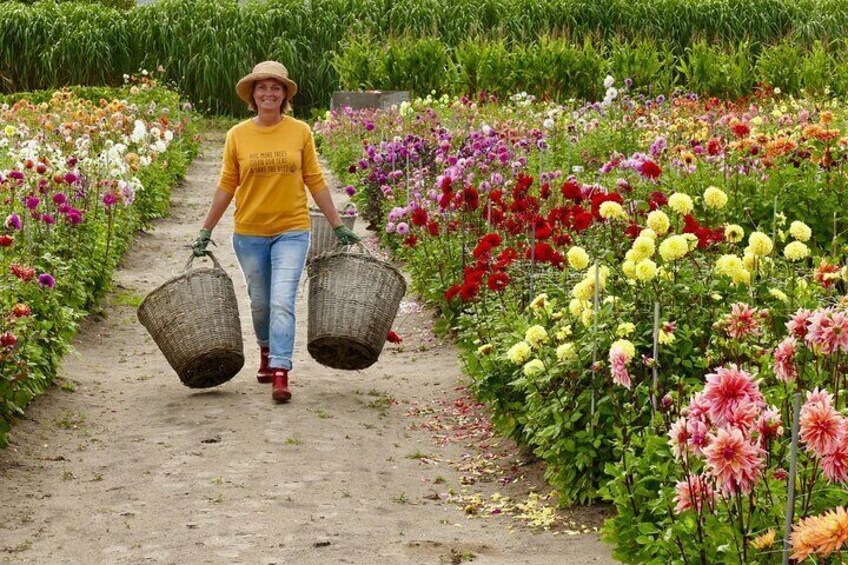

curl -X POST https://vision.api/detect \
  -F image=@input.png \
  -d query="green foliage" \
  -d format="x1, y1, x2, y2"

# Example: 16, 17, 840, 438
7, 0, 848, 114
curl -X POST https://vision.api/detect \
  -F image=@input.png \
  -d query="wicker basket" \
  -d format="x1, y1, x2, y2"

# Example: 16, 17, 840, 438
307, 244, 406, 370
137, 252, 244, 388
308, 202, 357, 261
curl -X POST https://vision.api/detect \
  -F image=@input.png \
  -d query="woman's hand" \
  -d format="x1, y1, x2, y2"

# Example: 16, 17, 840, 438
334, 225, 360, 245
192, 228, 213, 256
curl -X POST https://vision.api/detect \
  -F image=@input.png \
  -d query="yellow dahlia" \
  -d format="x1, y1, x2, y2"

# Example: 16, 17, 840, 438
784, 241, 810, 261
659, 235, 689, 261
668, 192, 694, 215
507, 341, 532, 364
634, 259, 658, 281
567, 246, 590, 270
724, 224, 745, 243
748, 231, 774, 257
789, 221, 812, 242
647, 210, 670, 235
703, 186, 728, 209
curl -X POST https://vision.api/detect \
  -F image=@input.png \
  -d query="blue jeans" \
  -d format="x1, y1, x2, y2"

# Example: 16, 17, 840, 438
232, 230, 310, 371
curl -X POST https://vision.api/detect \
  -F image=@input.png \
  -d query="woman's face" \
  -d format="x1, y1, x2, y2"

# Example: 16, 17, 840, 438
253, 78, 286, 112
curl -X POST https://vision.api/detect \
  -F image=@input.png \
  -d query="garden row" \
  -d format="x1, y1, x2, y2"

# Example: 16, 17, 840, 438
315, 85, 848, 562
8, 0, 848, 112
0, 77, 199, 447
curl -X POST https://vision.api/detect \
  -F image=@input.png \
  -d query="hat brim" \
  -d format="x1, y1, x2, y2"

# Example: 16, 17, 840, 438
236, 72, 298, 106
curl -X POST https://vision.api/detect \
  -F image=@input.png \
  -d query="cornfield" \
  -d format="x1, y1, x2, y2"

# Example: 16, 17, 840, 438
4, 0, 848, 113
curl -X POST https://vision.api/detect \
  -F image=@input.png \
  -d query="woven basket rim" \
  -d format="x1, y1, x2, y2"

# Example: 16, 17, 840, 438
307, 248, 406, 284
137, 265, 229, 318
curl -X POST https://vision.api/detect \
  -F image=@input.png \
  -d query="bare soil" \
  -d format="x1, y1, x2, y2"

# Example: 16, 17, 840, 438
0, 132, 616, 565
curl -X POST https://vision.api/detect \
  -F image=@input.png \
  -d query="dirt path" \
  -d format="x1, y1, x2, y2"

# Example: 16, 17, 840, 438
0, 132, 616, 565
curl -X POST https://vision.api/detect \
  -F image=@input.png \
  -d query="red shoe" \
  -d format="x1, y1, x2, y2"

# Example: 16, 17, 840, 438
257, 347, 272, 384
271, 369, 291, 403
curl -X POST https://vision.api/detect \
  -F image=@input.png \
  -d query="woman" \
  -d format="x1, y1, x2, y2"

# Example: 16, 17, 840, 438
193, 60, 359, 403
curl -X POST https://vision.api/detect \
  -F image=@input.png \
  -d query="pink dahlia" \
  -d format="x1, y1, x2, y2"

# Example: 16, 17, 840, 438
687, 392, 711, 424
822, 442, 848, 483
787, 308, 813, 339
668, 417, 690, 461
674, 474, 716, 514
800, 398, 845, 458
722, 303, 765, 340
756, 406, 784, 446
702, 365, 765, 427
686, 418, 710, 455
774, 336, 798, 382
609, 345, 633, 390
806, 308, 848, 355
703, 427, 764, 495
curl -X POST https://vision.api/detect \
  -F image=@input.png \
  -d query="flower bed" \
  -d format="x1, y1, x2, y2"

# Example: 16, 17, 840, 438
0, 79, 198, 446
316, 84, 848, 561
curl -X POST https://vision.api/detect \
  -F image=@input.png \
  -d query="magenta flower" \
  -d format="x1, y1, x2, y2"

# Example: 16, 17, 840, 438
53, 192, 67, 205
24, 196, 40, 210
395, 222, 410, 236
344, 185, 356, 196
38, 273, 55, 289
103, 192, 118, 207
5, 213, 22, 231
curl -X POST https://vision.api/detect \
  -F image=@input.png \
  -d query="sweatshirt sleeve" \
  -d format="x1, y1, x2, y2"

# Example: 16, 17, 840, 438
302, 125, 328, 196
217, 128, 239, 194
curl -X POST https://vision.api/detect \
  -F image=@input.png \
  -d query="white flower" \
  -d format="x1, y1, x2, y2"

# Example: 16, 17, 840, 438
603, 75, 615, 89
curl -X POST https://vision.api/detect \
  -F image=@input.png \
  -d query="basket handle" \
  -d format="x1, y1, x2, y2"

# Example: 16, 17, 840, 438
337, 241, 370, 255
184, 250, 224, 272
341, 201, 358, 215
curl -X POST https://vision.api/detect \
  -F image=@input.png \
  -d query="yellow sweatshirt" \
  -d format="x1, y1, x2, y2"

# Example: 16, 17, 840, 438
218, 117, 328, 236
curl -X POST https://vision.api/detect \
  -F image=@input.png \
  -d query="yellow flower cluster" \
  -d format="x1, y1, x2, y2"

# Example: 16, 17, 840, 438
567, 246, 590, 270
571, 265, 610, 301
724, 224, 745, 243
634, 259, 658, 281
507, 341, 532, 364
659, 235, 689, 261
525, 325, 549, 349
789, 220, 812, 242
556, 343, 577, 362
784, 241, 810, 261
610, 339, 636, 359
647, 210, 670, 235
630, 236, 656, 261
523, 359, 545, 377
747, 231, 773, 257
715, 254, 751, 285
703, 186, 728, 209
599, 201, 627, 220
668, 192, 694, 215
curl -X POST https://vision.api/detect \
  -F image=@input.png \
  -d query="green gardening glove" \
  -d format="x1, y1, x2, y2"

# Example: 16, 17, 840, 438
334, 225, 360, 245
192, 228, 213, 257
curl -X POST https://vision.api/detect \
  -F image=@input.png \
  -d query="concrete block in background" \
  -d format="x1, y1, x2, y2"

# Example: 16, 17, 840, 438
330, 91, 410, 111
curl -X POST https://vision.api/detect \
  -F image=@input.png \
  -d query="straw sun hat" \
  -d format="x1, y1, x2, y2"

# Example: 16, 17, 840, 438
236, 61, 298, 109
